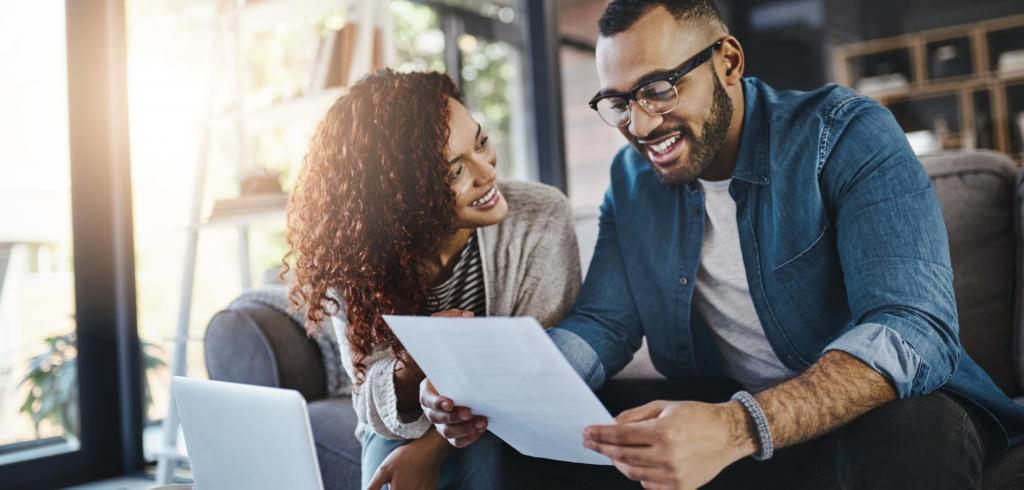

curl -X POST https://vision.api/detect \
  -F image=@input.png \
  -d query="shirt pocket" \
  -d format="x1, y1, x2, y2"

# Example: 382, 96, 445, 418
771, 223, 850, 347
773, 224, 832, 284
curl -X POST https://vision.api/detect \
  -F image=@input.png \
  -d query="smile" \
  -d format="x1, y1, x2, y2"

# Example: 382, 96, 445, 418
640, 132, 685, 167
470, 186, 500, 208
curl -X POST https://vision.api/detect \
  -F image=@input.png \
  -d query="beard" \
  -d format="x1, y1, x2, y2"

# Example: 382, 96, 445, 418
646, 73, 733, 185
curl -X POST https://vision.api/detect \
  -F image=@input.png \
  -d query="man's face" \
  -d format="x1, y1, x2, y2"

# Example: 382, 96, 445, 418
595, 7, 733, 185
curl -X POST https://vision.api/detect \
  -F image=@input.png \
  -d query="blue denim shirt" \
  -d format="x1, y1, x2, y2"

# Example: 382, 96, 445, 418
550, 77, 1024, 450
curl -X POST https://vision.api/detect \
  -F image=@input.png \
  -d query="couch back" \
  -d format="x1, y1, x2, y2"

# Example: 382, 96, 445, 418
574, 151, 1024, 395
922, 151, 1021, 396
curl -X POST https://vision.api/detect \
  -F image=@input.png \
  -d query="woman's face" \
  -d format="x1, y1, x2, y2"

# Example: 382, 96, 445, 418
445, 97, 509, 228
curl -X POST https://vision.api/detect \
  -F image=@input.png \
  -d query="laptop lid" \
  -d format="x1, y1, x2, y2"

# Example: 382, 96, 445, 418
171, 377, 324, 490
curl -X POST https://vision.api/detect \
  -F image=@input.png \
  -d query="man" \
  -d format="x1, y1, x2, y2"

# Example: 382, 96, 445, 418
420, 1, 1024, 488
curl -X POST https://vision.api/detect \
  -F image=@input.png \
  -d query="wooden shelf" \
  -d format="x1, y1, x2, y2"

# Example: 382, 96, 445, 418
205, 193, 288, 227
835, 14, 1024, 163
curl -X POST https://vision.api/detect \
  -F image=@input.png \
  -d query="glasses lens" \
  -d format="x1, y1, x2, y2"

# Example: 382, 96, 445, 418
595, 96, 631, 127
637, 80, 678, 114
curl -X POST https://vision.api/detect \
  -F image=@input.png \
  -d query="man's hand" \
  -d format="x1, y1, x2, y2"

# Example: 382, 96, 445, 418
419, 379, 488, 448
365, 429, 452, 490
583, 400, 757, 490
584, 351, 896, 490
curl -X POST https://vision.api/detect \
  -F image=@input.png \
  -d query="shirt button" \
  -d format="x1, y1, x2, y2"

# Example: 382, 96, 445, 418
680, 277, 688, 285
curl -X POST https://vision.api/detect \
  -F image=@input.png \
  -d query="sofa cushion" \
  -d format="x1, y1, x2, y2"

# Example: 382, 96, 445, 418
308, 397, 362, 490
921, 151, 1019, 396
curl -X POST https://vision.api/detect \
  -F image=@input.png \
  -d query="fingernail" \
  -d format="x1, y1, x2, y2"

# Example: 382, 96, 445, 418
474, 420, 486, 429
460, 409, 471, 420
442, 401, 452, 411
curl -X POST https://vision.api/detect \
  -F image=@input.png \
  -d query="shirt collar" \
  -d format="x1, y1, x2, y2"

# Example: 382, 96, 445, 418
730, 77, 770, 186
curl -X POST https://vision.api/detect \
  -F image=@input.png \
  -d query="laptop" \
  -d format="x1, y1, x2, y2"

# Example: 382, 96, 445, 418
171, 376, 325, 490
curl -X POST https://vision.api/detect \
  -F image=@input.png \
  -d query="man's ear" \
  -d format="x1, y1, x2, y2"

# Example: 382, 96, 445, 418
720, 36, 745, 84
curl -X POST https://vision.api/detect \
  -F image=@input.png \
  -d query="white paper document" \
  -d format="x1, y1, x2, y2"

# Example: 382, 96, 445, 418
382, 315, 614, 465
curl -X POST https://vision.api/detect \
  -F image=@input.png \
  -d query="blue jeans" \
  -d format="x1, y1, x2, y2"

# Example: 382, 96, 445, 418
361, 430, 505, 490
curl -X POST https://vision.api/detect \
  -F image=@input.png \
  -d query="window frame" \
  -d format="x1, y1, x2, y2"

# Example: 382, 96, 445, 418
425, 0, 568, 192
0, 0, 144, 487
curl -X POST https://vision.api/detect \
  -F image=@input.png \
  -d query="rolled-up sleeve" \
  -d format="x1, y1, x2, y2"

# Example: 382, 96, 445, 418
823, 323, 925, 398
821, 100, 960, 398
549, 327, 606, 390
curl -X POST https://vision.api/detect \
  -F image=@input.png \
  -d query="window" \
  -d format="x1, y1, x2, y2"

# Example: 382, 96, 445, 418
557, 1, 622, 210
1, 1, 139, 486
0, 1, 79, 460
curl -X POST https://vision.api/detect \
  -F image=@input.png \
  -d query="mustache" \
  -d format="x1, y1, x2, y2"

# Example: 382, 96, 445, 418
637, 125, 696, 144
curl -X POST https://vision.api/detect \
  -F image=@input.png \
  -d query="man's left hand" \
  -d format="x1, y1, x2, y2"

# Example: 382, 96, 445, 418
583, 400, 757, 490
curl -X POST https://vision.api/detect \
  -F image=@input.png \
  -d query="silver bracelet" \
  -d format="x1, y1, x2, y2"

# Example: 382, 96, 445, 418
731, 390, 774, 461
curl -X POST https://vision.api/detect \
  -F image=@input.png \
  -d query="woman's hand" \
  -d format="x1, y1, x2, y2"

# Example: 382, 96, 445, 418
366, 430, 454, 490
431, 309, 475, 318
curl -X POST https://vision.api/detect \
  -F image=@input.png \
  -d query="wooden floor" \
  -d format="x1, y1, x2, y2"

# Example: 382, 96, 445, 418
64, 476, 159, 490
63, 467, 194, 490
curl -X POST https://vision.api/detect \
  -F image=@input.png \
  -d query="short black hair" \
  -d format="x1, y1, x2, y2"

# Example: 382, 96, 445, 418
598, 0, 725, 37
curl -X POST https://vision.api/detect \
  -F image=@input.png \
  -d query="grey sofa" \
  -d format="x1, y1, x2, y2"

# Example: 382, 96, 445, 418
205, 151, 1024, 489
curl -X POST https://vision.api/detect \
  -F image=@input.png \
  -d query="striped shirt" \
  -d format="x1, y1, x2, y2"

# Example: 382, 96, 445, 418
426, 233, 486, 316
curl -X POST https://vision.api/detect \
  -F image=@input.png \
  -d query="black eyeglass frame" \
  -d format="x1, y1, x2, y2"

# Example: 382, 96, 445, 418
588, 38, 725, 126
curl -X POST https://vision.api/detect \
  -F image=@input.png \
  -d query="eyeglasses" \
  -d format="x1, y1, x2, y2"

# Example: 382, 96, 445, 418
589, 39, 724, 128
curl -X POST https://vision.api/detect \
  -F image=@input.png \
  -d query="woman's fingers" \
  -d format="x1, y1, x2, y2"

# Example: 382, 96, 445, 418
420, 379, 475, 424
431, 309, 475, 318
450, 427, 487, 448
438, 415, 487, 441
419, 379, 454, 418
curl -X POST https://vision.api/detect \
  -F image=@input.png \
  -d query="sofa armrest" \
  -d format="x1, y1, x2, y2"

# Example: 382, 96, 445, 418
204, 301, 328, 401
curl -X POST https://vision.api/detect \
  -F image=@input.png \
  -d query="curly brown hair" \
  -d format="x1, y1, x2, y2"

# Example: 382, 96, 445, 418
283, 69, 463, 384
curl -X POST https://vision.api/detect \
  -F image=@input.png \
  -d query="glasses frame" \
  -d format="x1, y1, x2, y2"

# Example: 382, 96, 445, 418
588, 38, 725, 127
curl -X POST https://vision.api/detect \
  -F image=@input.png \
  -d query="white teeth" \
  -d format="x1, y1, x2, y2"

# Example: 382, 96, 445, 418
649, 136, 679, 154
472, 187, 497, 207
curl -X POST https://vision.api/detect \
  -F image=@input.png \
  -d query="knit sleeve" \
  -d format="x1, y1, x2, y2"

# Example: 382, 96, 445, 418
331, 316, 431, 440
513, 190, 582, 327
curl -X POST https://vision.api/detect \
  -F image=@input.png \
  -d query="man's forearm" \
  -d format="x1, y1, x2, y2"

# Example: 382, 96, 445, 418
755, 350, 897, 448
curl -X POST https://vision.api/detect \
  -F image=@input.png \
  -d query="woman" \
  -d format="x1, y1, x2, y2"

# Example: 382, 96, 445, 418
284, 69, 581, 489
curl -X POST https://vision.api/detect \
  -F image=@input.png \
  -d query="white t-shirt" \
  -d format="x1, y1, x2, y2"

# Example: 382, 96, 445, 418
693, 178, 797, 392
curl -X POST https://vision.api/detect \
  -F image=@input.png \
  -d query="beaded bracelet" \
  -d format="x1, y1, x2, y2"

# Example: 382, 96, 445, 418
731, 390, 774, 461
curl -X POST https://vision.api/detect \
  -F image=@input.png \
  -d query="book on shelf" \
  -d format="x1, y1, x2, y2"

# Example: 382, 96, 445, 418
207, 193, 288, 225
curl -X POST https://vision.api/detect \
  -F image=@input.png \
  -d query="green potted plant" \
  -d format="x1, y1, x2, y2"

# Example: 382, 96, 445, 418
19, 332, 167, 439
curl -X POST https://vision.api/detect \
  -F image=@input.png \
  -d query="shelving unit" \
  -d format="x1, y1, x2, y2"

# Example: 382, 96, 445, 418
153, 0, 390, 483
834, 14, 1024, 162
